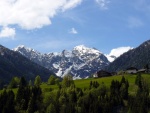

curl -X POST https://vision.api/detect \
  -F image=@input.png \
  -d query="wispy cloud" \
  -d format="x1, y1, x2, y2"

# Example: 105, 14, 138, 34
0, 27, 16, 38
69, 28, 78, 34
0, 0, 82, 30
128, 17, 144, 28
95, 0, 110, 10
62, 0, 82, 11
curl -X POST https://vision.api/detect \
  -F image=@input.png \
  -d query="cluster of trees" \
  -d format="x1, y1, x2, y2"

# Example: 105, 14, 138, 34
0, 76, 43, 113
128, 73, 150, 113
0, 74, 150, 113
8, 75, 42, 89
8, 74, 59, 89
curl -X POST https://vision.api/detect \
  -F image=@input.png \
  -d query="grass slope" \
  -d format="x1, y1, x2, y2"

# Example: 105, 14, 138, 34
1, 74, 150, 95
41, 74, 150, 95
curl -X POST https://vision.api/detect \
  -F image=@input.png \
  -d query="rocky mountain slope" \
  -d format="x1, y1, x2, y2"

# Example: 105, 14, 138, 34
105, 40, 150, 72
14, 45, 110, 79
0, 45, 55, 83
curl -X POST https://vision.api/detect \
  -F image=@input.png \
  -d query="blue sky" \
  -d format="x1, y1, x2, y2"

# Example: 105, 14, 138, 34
0, 0, 150, 54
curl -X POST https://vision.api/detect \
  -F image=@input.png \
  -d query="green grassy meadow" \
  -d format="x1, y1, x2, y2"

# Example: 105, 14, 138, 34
41, 73, 150, 95
1, 73, 150, 96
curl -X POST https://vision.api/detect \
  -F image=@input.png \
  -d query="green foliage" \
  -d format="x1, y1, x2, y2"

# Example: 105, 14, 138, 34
89, 81, 99, 89
128, 79, 150, 113
19, 76, 27, 87
48, 75, 56, 85
46, 103, 56, 113
34, 75, 41, 86
1, 74, 150, 113
16, 86, 31, 111
0, 90, 16, 113
27, 96, 34, 113
135, 73, 143, 90
8, 76, 20, 88
62, 75, 74, 88
29, 80, 32, 87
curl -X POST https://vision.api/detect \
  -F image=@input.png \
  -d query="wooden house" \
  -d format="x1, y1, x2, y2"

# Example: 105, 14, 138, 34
126, 67, 138, 74
94, 70, 112, 78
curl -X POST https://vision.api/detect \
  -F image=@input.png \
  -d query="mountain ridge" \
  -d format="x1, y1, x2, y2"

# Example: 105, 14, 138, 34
0, 44, 55, 83
105, 40, 150, 72
14, 45, 109, 78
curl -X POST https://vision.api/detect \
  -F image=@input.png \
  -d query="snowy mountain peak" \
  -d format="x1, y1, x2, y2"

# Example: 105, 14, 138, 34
14, 45, 32, 51
62, 50, 72, 57
14, 45, 38, 54
73, 45, 101, 55
13, 45, 25, 51
14, 45, 109, 78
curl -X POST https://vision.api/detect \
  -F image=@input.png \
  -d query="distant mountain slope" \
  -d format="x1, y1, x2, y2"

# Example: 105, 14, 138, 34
14, 45, 110, 78
0, 45, 55, 83
106, 40, 150, 72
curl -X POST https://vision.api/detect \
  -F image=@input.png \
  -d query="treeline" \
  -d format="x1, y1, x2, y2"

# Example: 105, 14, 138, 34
0, 74, 150, 113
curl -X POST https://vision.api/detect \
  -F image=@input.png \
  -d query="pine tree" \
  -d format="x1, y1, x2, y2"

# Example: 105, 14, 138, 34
46, 103, 56, 113
27, 95, 35, 113
135, 73, 143, 91
29, 80, 32, 87
62, 75, 74, 88
48, 75, 55, 85
8, 77, 18, 88
34, 75, 41, 86
19, 76, 27, 87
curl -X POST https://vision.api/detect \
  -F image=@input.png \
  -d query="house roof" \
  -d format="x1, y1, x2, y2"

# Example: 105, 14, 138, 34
126, 67, 138, 70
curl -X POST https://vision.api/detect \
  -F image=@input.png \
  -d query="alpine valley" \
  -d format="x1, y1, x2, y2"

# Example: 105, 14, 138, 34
14, 45, 110, 79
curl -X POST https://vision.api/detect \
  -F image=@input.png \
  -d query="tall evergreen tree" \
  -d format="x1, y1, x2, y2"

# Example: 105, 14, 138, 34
62, 75, 74, 88
46, 103, 56, 113
34, 75, 41, 86
48, 75, 55, 85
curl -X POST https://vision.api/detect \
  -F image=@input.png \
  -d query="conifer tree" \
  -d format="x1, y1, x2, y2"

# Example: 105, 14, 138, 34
27, 95, 35, 113
48, 75, 55, 85
62, 75, 74, 88
46, 103, 56, 113
34, 75, 41, 86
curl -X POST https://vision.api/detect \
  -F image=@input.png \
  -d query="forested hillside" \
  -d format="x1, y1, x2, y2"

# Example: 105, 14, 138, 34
0, 45, 55, 83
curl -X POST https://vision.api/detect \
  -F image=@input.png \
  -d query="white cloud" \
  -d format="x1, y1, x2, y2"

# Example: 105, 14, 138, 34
95, 0, 110, 10
63, 0, 82, 11
70, 28, 78, 34
106, 46, 133, 62
128, 17, 144, 28
0, 27, 16, 38
0, 0, 82, 30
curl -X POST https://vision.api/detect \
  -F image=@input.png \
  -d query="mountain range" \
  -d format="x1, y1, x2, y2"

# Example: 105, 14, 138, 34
106, 40, 150, 72
0, 45, 55, 83
14, 45, 110, 79
0, 39, 149, 82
